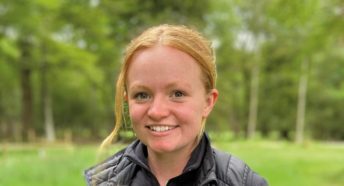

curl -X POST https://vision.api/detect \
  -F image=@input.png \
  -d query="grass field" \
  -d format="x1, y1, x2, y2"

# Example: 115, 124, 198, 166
1, 140, 343, 186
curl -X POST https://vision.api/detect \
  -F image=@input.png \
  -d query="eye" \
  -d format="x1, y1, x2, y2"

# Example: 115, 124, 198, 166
133, 92, 150, 102
171, 90, 185, 98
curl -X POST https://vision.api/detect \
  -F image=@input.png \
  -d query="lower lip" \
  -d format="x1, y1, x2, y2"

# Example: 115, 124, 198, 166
147, 127, 178, 136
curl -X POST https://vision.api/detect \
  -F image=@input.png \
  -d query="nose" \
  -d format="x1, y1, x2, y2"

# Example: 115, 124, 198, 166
147, 96, 169, 121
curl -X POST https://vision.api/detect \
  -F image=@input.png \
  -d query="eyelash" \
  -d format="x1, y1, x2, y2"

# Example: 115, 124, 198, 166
171, 90, 185, 98
131, 90, 186, 102
133, 92, 150, 101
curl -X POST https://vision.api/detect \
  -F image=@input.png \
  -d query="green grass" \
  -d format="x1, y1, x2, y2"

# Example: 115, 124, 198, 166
0, 143, 125, 186
214, 140, 344, 186
1, 140, 343, 186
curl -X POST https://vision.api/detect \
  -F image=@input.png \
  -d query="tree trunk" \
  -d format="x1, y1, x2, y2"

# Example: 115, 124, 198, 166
295, 58, 309, 144
0, 121, 6, 141
247, 56, 260, 139
20, 38, 33, 142
41, 50, 56, 142
227, 101, 241, 138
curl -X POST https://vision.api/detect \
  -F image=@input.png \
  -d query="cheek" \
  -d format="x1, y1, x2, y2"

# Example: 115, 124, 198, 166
174, 103, 204, 124
128, 104, 145, 125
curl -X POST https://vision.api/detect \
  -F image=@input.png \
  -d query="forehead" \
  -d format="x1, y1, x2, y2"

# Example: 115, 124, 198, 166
132, 45, 195, 63
129, 45, 200, 72
126, 45, 203, 85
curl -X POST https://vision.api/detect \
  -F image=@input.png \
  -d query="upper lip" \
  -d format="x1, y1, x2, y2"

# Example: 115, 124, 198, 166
145, 124, 178, 128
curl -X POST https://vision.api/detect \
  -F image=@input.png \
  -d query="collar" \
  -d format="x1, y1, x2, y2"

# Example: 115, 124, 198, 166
125, 134, 207, 171
183, 134, 207, 172
124, 134, 218, 185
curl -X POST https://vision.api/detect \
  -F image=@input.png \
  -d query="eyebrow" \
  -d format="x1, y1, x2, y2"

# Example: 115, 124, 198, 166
165, 82, 192, 90
128, 84, 148, 91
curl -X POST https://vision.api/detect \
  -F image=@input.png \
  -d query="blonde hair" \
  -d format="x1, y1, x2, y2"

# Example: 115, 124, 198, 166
100, 24, 216, 148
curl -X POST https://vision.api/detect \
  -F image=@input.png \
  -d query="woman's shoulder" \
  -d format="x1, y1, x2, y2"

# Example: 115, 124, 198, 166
212, 148, 268, 186
84, 148, 129, 186
83, 139, 145, 186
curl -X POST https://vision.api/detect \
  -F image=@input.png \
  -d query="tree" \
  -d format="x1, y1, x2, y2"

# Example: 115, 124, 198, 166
295, 58, 309, 143
0, 0, 41, 141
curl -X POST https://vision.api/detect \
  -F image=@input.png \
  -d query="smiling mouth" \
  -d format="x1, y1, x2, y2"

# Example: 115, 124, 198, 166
146, 125, 177, 132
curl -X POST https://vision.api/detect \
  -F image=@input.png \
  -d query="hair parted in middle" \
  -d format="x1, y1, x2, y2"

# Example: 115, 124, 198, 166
101, 24, 217, 148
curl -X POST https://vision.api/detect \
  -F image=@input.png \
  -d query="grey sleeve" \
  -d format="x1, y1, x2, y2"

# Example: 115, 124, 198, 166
247, 171, 268, 186
213, 149, 268, 186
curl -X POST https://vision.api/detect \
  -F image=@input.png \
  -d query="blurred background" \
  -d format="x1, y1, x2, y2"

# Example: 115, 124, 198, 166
0, 0, 343, 185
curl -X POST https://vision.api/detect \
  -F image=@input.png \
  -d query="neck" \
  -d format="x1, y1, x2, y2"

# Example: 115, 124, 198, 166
147, 140, 198, 186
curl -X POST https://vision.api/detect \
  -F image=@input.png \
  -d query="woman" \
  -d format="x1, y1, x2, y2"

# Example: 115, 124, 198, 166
85, 24, 268, 186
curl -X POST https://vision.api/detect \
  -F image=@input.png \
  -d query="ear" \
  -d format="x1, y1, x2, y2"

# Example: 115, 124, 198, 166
202, 89, 219, 118
124, 91, 128, 101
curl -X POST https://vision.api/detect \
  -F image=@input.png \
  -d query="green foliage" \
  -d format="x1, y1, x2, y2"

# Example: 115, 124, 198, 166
0, 0, 343, 141
206, 0, 344, 140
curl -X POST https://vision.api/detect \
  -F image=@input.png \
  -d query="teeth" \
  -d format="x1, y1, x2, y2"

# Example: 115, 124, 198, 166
149, 126, 174, 132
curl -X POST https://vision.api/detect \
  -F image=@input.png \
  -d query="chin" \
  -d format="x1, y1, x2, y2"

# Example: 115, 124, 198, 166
148, 142, 176, 154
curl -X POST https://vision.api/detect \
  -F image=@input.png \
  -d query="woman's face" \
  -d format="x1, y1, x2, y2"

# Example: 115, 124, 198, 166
126, 45, 217, 154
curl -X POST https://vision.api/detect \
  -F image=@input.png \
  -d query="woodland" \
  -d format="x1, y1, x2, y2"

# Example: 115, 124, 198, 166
0, 0, 343, 143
